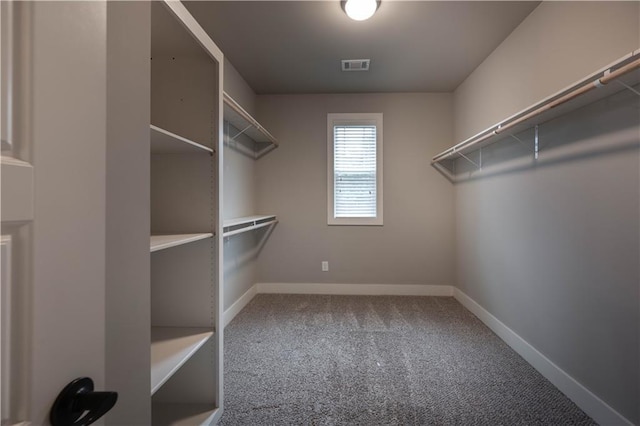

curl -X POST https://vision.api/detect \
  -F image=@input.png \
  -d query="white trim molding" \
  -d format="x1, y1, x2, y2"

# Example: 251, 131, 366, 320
453, 288, 633, 426
257, 282, 453, 296
223, 284, 258, 328
222, 283, 454, 328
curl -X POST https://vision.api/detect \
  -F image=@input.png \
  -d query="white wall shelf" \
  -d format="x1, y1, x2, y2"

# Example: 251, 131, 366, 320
152, 403, 219, 426
432, 49, 640, 178
151, 124, 213, 154
150, 327, 214, 395
223, 215, 278, 237
223, 92, 278, 158
150, 233, 213, 253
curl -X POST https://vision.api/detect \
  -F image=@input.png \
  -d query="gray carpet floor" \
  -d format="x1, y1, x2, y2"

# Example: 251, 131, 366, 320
220, 294, 596, 425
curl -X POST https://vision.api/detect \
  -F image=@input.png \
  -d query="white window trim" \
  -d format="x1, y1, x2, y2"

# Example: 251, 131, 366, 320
327, 113, 383, 226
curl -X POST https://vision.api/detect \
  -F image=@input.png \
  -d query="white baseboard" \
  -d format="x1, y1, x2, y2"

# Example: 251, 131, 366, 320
223, 283, 454, 327
223, 284, 258, 328
453, 288, 632, 426
256, 282, 454, 296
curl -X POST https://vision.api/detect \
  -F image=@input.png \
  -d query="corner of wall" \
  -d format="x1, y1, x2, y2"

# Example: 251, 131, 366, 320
221, 57, 261, 312
223, 58, 257, 115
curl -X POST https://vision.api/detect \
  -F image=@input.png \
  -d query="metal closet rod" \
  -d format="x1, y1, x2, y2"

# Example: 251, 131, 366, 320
432, 55, 640, 163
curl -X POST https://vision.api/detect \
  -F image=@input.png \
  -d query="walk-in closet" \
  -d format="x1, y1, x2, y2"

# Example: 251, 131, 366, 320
0, 1, 638, 425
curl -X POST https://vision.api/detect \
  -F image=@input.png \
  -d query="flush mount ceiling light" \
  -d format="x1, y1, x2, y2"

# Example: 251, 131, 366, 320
342, 0, 380, 21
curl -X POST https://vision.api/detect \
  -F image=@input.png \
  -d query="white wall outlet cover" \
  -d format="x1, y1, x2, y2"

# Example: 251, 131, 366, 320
322, 261, 329, 272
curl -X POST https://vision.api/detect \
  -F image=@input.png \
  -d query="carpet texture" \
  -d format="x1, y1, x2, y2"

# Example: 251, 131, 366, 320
220, 294, 596, 425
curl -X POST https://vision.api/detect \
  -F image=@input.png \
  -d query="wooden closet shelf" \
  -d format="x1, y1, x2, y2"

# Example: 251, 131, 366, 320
150, 327, 214, 395
150, 233, 213, 252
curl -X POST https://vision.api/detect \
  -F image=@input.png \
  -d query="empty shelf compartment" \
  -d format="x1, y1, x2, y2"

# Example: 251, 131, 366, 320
152, 403, 219, 426
151, 327, 214, 395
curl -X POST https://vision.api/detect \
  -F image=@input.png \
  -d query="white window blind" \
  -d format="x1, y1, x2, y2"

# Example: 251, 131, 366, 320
327, 113, 383, 226
333, 125, 377, 218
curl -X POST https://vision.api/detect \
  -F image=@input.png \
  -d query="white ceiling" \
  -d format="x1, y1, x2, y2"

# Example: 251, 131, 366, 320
184, 1, 540, 94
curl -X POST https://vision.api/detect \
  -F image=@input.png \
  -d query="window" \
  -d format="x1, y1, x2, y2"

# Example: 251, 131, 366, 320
327, 113, 383, 225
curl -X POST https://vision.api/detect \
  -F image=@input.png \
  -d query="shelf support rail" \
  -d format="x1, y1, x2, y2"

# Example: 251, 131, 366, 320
431, 53, 640, 164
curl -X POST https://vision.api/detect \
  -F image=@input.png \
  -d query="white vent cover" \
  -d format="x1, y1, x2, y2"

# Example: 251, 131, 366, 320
341, 59, 370, 71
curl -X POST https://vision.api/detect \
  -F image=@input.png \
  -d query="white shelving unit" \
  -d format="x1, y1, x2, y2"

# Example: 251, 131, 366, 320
151, 327, 214, 395
432, 49, 640, 180
223, 215, 278, 238
223, 91, 278, 159
149, 2, 224, 424
150, 233, 213, 253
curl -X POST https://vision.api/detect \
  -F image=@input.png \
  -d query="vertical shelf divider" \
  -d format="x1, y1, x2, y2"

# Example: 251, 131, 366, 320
149, 2, 224, 424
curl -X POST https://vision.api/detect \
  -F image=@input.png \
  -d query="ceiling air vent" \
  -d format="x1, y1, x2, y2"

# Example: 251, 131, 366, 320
341, 59, 370, 72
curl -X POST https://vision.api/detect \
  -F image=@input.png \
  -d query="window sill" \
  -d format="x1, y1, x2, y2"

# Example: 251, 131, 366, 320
328, 218, 383, 226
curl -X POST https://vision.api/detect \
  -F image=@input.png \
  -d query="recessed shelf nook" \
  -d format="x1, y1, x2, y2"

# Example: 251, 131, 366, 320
150, 327, 214, 395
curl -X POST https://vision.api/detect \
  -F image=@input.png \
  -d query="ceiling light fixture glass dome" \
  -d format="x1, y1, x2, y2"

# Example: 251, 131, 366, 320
343, 0, 379, 21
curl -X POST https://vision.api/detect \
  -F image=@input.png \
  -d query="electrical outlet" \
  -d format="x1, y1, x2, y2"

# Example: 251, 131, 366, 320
322, 261, 329, 272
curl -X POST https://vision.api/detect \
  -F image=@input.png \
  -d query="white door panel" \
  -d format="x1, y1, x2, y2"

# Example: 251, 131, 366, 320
1, 157, 33, 222
2, 1, 32, 423
2, 1, 108, 424
1, 236, 12, 423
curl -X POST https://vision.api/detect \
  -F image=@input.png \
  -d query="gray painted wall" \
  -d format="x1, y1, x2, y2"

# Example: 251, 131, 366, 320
452, 2, 639, 423
454, 1, 639, 142
255, 93, 455, 286
223, 60, 260, 310
224, 58, 256, 116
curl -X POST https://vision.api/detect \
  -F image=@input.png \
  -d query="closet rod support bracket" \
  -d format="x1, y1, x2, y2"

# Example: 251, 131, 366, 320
458, 151, 481, 170
230, 124, 253, 142
616, 79, 640, 97
534, 125, 539, 160
509, 134, 535, 154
